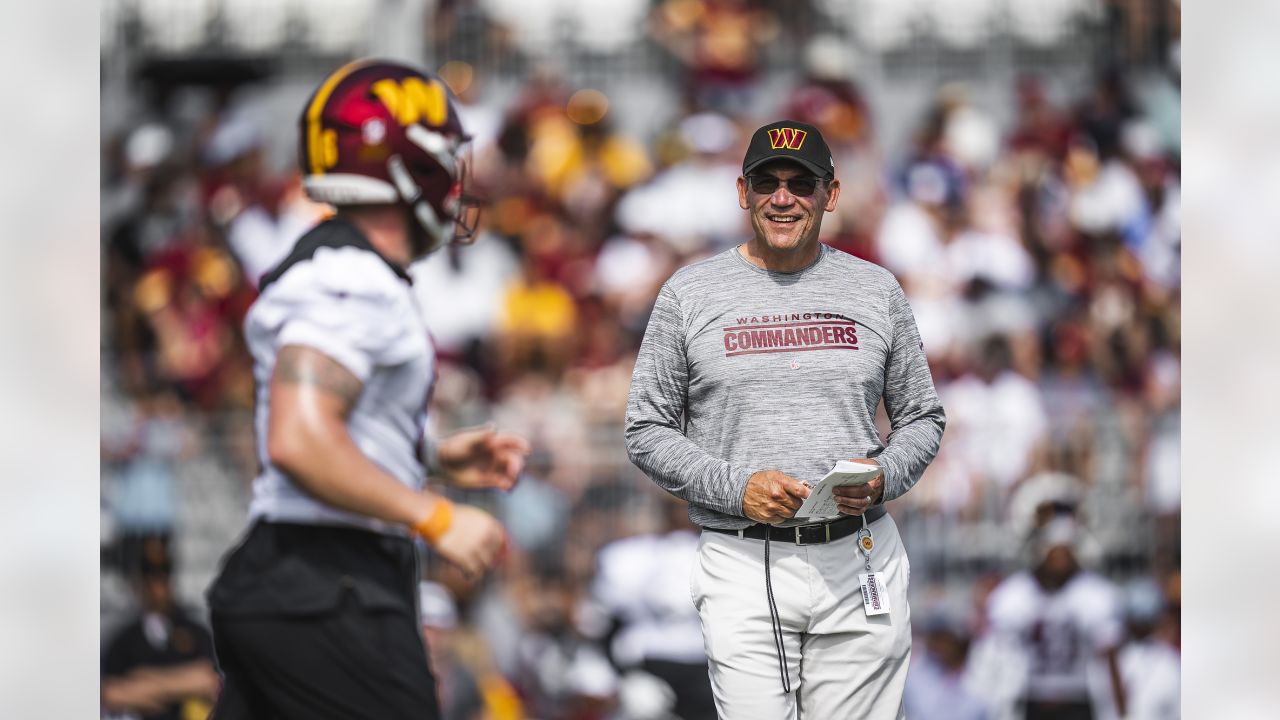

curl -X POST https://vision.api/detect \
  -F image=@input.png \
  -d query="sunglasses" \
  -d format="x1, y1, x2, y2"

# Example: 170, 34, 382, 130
745, 174, 826, 197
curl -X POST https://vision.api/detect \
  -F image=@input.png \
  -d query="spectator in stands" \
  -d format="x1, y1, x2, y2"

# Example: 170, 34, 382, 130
940, 335, 1049, 516
130, 242, 243, 410
496, 225, 580, 382
101, 390, 195, 575
874, 159, 961, 358
102, 546, 220, 720
785, 34, 883, 263
104, 160, 200, 395
490, 372, 594, 499
552, 89, 653, 231
1038, 318, 1106, 480
224, 173, 321, 289
1064, 133, 1146, 242
648, 0, 777, 114
1008, 76, 1073, 162
615, 111, 744, 256
412, 228, 521, 364
591, 229, 678, 337
511, 557, 617, 719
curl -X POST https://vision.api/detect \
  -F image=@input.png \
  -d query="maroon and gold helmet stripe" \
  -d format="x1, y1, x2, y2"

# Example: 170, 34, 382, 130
304, 59, 373, 176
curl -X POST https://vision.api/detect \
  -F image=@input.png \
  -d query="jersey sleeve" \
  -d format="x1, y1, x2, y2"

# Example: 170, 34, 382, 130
625, 282, 754, 517
875, 278, 947, 503
985, 576, 1032, 634
254, 246, 421, 382
1078, 577, 1126, 651
591, 540, 646, 616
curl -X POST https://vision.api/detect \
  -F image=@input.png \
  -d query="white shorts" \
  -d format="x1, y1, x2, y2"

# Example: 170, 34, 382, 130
691, 514, 912, 719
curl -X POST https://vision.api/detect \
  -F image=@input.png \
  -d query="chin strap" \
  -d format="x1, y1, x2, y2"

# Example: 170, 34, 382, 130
387, 154, 450, 256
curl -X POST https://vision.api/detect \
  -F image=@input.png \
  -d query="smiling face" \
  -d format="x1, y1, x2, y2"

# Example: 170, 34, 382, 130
737, 160, 840, 271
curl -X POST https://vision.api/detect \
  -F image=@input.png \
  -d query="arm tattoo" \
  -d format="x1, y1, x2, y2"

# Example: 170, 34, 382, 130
272, 345, 364, 414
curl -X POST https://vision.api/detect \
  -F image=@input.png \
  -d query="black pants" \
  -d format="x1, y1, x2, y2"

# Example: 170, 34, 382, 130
1023, 699, 1094, 720
207, 522, 439, 719
211, 595, 438, 719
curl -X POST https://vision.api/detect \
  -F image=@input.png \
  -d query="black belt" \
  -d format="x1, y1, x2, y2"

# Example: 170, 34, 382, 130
703, 507, 883, 546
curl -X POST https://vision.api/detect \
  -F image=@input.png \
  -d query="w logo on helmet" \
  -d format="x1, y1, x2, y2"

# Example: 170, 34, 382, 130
767, 127, 808, 150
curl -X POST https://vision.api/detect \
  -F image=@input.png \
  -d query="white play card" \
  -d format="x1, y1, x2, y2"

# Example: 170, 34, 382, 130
859, 572, 891, 615
794, 461, 881, 518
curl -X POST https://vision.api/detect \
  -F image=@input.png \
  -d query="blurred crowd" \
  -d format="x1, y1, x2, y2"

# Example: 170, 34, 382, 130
101, 5, 1179, 718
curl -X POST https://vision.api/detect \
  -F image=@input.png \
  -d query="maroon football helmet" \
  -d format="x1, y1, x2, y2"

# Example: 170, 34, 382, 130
298, 59, 479, 255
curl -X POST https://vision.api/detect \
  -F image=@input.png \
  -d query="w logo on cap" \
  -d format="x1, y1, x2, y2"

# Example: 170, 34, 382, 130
767, 127, 808, 150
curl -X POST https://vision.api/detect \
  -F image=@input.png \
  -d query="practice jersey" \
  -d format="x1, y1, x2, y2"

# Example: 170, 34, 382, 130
243, 218, 434, 535
626, 244, 945, 529
1119, 638, 1180, 720
985, 570, 1125, 703
589, 530, 706, 666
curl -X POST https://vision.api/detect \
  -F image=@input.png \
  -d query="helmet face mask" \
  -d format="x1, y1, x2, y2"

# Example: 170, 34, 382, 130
299, 59, 477, 255
452, 198, 482, 245
450, 149, 483, 246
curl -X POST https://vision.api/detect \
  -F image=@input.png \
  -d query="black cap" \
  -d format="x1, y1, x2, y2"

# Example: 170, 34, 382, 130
742, 120, 834, 179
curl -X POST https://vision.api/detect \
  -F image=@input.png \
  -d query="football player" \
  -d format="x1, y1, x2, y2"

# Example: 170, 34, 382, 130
206, 59, 528, 719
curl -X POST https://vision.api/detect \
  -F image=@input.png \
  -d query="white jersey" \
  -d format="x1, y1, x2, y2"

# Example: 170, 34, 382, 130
1119, 638, 1180, 720
589, 530, 706, 666
985, 570, 1124, 704
244, 218, 434, 535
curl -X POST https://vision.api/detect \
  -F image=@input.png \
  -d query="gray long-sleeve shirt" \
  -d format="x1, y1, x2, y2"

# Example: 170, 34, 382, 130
625, 245, 946, 530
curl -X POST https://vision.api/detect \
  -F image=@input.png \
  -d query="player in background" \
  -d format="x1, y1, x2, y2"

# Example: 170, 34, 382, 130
1117, 574, 1180, 720
206, 59, 529, 719
584, 496, 716, 720
971, 512, 1128, 720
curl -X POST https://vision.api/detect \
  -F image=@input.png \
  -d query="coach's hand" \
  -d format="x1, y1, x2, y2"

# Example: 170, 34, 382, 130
432, 504, 507, 578
832, 458, 883, 515
743, 470, 811, 524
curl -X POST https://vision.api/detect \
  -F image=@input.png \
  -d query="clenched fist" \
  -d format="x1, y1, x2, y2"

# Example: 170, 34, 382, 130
433, 504, 507, 578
